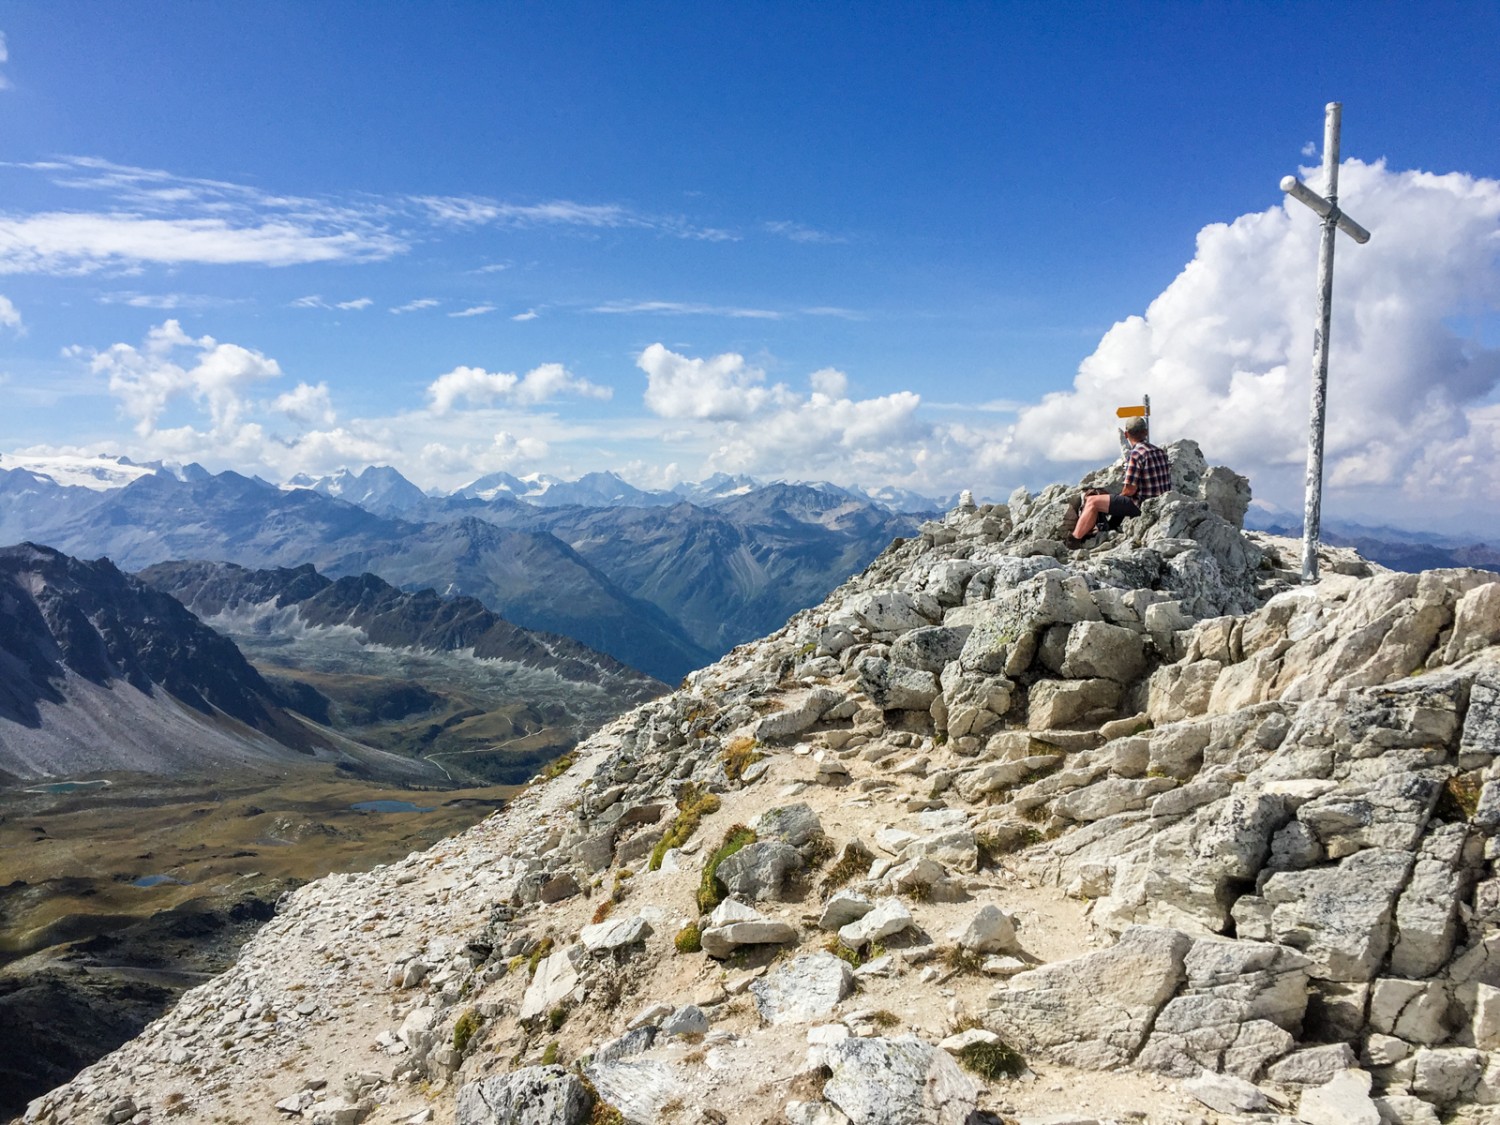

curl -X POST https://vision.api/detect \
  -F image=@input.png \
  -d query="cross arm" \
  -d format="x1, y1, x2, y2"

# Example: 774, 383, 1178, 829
1280, 176, 1371, 244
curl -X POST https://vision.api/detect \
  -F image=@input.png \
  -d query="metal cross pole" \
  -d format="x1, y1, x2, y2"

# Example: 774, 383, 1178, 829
1281, 101, 1371, 583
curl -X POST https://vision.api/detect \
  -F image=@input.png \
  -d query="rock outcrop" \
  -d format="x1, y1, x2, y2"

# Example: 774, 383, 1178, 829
22, 440, 1500, 1125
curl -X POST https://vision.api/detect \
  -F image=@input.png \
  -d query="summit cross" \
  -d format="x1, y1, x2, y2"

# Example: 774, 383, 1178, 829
1282, 101, 1372, 584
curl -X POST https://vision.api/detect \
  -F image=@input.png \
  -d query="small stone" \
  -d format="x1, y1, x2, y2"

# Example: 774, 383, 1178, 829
660, 1005, 710, 1037
1182, 1071, 1267, 1114
837, 899, 913, 948
819, 891, 874, 931
949, 904, 1019, 954
1296, 1068, 1379, 1125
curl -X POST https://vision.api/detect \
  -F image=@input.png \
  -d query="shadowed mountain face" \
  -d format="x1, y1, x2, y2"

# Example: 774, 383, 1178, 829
0, 465, 921, 681
429, 486, 919, 656
0, 544, 346, 779
137, 561, 666, 784
0, 471, 711, 681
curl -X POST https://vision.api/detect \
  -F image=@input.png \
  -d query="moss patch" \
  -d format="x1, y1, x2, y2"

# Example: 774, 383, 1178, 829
674, 923, 702, 954
697, 824, 758, 913
452, 1007, 481, 1053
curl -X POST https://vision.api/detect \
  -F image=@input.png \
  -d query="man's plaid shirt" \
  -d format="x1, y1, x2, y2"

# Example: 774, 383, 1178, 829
1123, 441, 1171, 500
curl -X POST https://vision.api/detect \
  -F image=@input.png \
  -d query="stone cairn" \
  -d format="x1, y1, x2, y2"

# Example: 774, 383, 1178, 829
21, 440, 1500, 1125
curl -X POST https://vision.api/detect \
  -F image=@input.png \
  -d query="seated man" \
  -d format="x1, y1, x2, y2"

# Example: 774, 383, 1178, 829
1065, 415, 1171, 549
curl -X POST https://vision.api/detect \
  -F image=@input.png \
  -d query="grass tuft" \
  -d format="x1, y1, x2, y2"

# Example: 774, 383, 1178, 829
648, 785, 723, 871
721, 736, 763, 782
955, 1038, 1026, 1080
535, 752, 577, 783
541, 1040, 560, 1065
820, 842, 871, 893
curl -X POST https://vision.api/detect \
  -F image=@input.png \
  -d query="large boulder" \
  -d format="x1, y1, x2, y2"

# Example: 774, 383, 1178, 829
985, 926, 1191, 1068
822, 1036, 980, 1125
750, 952, 855, 1024
714, 841, 803, 903
456, 1066, 592, 1125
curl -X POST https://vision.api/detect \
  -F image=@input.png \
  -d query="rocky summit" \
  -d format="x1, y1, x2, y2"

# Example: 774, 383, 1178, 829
21, 439, 1500, 1125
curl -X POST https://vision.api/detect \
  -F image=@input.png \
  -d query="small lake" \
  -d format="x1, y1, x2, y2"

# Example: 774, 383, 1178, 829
26, 780, 110, 794
350, 799, 436, 813
132, 874, 187, 888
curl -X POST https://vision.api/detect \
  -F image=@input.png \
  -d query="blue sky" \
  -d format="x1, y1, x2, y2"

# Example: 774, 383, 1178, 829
2, 3, 1498, 529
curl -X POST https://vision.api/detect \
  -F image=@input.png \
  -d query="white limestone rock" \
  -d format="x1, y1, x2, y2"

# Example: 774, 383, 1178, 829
822, 1036, 980, 1125
750, 953, 855, 1025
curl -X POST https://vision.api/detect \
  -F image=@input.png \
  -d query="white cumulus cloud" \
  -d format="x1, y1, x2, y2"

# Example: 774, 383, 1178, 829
0, 294, 22, 332
427, 362, 613, 413
85, 319, 282, 437
997, 159, 1500, 520
638, 344, 796, 421
273, 381, 337, 426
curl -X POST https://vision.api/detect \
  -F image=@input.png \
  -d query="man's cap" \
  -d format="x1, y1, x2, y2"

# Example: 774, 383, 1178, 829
1123, 415, 1149, 435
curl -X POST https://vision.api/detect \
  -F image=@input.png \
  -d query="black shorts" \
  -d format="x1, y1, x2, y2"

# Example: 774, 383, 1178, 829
1105, 494, 1140, 529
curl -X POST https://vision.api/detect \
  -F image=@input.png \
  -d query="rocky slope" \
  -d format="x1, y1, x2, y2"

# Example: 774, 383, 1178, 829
0, 544, 439, 782
22, 440, 1500, 1125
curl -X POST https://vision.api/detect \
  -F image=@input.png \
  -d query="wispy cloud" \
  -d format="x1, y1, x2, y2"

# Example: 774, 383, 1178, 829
390, 297, 439, 314
0, 31, 11, 91
99, 291, 245, 311
512, 309, 539, 322
448, 304, 495, 318
472, 262, 510, 274
295, 295, 373, 311
763, 219, 847, 244
415, 193, 736, 242
590, 299, 783, 320
0, 157, 404, 275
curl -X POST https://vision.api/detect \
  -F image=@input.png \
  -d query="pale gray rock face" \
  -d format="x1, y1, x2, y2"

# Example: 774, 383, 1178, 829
856, 656, 940, 711
1388, 823, 1471, 979
519, 946, 584, 1023
754, 803, 825, 851
700, 899, 797, 959
578, 915, 651, 954
714, 841, 803, 902
949, 904, 1020, 955
819, 891, 874, 931
1202, 465, 1251, 528
822, 1036, 979, 1125
456, 1066, 592, 1125
1265, 1042, 1356, 1086
750, 953, 855, 1025
756, 686, 844, 740
845, 590, 933, 634
889, 625, 971, 673
1136, 938, 1311, 1080
1061, 620, 1149, 684
1181, 1071, 1268, 1114
592, 1026, 656, 1065
658, 1005, 709, 1036
1411, 1047, 1484, 1107
1444, 582, 1500, 665
583, 1059, 687, 1124
1028, 677, 1122, 729
986, 926, 1191, 1069
1261, 847, 1414, 983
